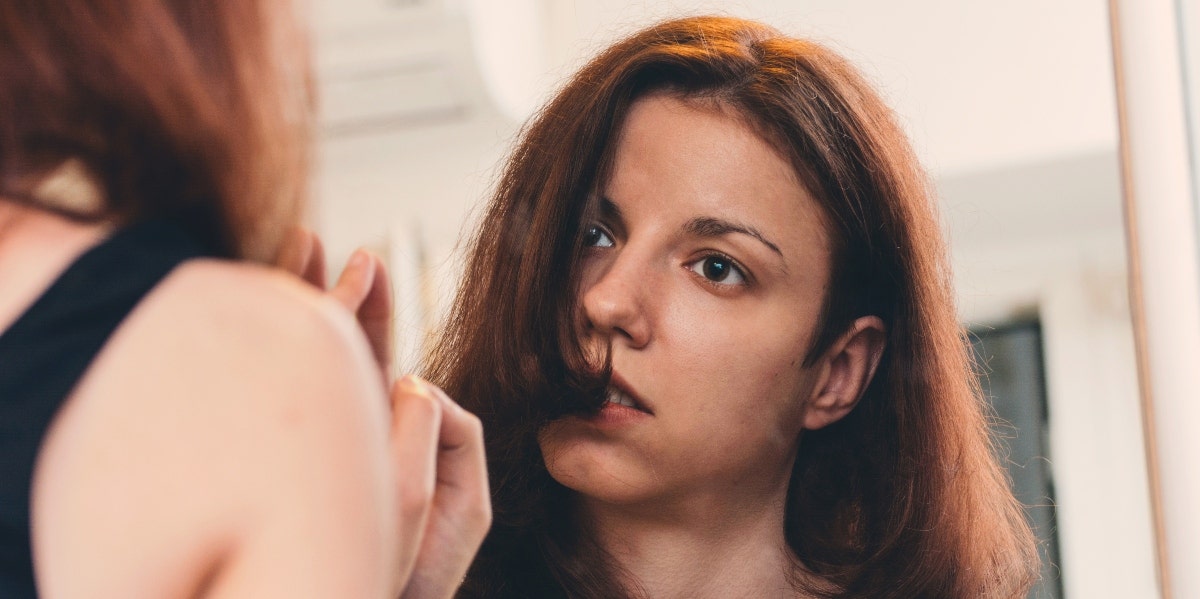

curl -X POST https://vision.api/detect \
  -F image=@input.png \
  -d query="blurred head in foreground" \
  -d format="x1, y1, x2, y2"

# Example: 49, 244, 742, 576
0, 0, 312, 260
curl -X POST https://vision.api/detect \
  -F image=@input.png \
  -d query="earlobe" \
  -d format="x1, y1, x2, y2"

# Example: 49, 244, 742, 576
802, 316, 887, 430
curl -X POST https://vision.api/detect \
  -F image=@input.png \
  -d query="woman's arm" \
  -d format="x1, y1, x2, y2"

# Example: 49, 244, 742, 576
31, 260, 404, 598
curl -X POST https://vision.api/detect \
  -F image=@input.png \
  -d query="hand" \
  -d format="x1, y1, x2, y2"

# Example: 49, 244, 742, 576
389, 376, 492, 599
276, 227, 394, 379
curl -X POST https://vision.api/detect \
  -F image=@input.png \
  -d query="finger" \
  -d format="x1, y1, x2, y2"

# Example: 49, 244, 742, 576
331, 251, 393, 375
430, 384, 492, 556
301, 233, 327, 289
389, 376, 443, 587
357, 254, 394, 373
413, 379, 490, 507
395, 379, 491, 599
330, 249, 375, 313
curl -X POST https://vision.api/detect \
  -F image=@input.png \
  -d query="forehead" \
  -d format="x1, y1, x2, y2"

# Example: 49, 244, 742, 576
606, 94, 830, 258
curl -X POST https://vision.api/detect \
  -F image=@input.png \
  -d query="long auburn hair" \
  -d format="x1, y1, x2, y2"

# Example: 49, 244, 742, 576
425, 15, 1038, 599
0, 0, 312, 260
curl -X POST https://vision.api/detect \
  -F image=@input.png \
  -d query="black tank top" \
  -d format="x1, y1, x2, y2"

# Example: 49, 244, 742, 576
0, 219, 210, 597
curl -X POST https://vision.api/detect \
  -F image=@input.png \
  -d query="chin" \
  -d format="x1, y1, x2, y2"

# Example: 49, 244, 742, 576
539, 427, 662, 506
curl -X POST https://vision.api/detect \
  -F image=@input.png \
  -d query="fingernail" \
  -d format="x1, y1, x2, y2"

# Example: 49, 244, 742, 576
350, 250, 368, 268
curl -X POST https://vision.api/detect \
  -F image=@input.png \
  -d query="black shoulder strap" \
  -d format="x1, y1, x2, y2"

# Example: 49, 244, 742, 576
0, 219, 210, 598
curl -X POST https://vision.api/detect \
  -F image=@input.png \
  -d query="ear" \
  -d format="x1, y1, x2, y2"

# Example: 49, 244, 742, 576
802, 316, 887, 430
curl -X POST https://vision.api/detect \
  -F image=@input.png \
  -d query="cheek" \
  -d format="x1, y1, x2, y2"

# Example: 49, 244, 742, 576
664, 300, 817, 406
660, 330, 812, 466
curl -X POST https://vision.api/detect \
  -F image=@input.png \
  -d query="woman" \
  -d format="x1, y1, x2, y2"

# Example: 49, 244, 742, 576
425, 15, 1038, 598
0, 2, 487, 597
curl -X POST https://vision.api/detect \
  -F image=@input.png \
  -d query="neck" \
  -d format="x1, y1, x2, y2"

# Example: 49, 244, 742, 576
579, 487, 811, 599
0, 202, 112, 332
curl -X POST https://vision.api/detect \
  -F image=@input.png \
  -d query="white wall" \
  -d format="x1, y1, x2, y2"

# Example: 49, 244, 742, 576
940, 152, 1157, 597
313, 112, 517, 346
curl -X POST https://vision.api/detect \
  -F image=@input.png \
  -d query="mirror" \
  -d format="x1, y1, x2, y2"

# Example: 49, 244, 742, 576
1185, 0, 1200, 209
308, 1, 1154, 597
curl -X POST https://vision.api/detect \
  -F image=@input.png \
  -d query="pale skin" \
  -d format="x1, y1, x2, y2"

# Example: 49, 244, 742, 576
538, 95, 887, 598
0, 202, 490, 598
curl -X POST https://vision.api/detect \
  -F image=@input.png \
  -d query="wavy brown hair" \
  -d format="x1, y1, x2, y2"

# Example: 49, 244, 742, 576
0, 0, 312, 260
425, 15, 1038, 599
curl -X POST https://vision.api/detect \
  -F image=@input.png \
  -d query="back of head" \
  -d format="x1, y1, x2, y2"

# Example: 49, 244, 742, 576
0, 0, 312, 260
432, 15, 1038, 599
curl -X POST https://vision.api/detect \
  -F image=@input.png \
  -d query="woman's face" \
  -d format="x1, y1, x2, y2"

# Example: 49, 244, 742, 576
539, 95, 836, 512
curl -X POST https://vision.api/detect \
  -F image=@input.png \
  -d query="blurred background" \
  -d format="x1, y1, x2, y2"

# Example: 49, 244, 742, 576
306, 1, 1162, 597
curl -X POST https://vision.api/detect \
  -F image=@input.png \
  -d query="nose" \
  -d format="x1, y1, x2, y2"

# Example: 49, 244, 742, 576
580, 252, 652, 349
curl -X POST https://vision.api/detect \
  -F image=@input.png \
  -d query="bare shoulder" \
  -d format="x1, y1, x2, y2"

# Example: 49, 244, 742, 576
146, 258, 374, 372
96, 257, 390, 429
32, 259, 396, 598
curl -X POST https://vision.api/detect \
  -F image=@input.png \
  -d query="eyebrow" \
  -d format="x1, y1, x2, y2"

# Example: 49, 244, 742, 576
598, 197, 785, 261
684, 216, 784, 257
599, 197, 624, 223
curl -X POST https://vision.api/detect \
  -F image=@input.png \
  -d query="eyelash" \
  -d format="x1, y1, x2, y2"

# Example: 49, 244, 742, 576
582, 223, 754, 288
582, 224, 615, 249
685, 252, 752, 288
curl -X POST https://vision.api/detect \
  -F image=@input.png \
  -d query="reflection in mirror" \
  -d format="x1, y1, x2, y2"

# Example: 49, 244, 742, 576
310, 1, 1153, 596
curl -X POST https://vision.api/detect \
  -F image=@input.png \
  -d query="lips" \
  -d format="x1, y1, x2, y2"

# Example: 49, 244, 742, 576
605, 373, 653, 414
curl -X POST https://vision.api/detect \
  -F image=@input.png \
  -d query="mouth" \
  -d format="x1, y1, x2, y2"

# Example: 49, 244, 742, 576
605, 373, 653, 415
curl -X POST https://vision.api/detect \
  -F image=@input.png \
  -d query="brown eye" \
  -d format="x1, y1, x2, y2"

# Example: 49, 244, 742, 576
584, 225, 614, 248
703, 256, 730, 281
688, 254, 747, 286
